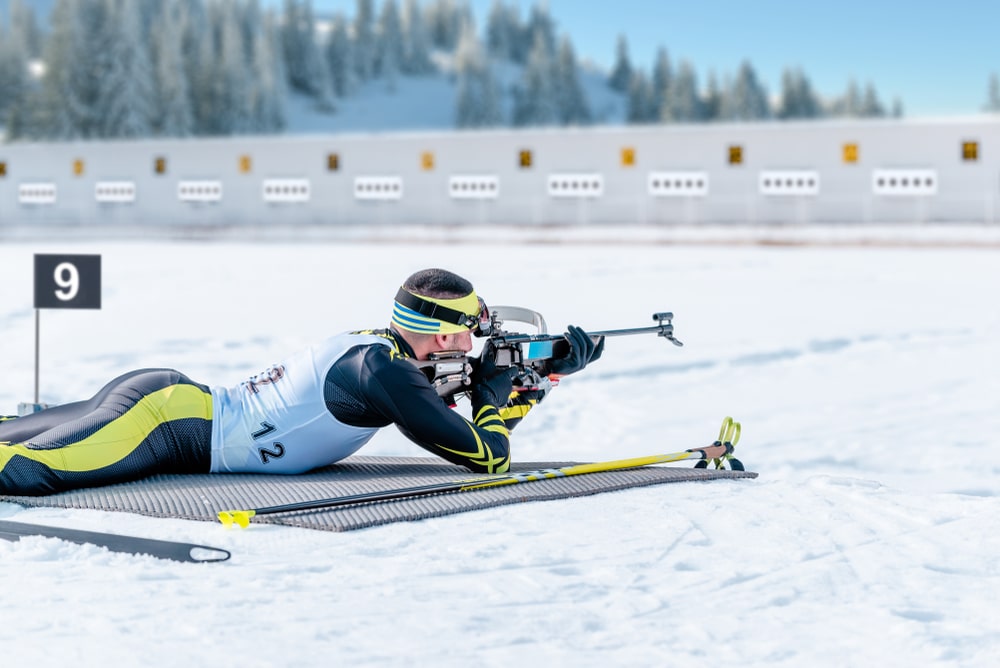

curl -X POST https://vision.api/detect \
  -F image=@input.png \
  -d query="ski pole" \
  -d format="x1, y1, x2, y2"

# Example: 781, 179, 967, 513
695, 416, 744, 470
217, 424, 741, 528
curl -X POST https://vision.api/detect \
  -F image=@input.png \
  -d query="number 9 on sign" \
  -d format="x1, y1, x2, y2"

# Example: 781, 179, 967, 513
53, 262, 80, 301
34, 254, 102, 309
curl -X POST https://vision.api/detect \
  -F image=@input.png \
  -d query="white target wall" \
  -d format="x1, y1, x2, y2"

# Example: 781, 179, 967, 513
1, 117, 998, 231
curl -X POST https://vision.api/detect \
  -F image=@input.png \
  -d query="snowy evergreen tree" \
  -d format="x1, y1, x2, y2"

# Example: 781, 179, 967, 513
197, 2, 229, 135
8, 0, 42, 58
424, 0, 446, 49
375, 0, 404, 90
150, 1, 193, 137
512, 31, 557, 126
86, 0, 154, 138
282, 0, 333, 109
135, 0, 161, 36
176, 0, 208, 131
3, 88, 37, 139
660, 60, 702, 122
64, 0, 111, 138
509, 3, 532, 64
0, 23, 29, 122
833, 79, 864, 117
240, 0, 264, 62
527, 4, 557, 59
30, 0, 114, 138
94, 0, 155, 138
777, 67, 821, 119
776, 69, 798, 119
454, 19, 502, 128
2, 2, 37, 140
553, 36, 590, 125
607, 34, 632, 92
255, 11, 288, 132
860, 83, 885, 118
16, 0, 294, 139
187, 4, 218, 134
353, 0, 375, 80
485, 0, 514, 61
987, 73, 1000, 112
701, 71, 722, 121
302, 2, 334, 109
722, 60, 770, 121
487, 1, 531, 63
401, 0, 435, 74
424, 0, 464, 51
281, 0, 304, 89
211, 1, 255, 134
626, 71, 655, 124
651, 47, 672, 119
239, 0, 271, 132
325, 13, 356, 97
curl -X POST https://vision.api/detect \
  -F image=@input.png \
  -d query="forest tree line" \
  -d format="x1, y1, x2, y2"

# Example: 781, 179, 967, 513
2, 0, 989, 142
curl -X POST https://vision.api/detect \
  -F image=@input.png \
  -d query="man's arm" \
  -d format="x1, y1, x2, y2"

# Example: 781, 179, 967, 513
497, 387, 545, 430
358, 349, 513, 473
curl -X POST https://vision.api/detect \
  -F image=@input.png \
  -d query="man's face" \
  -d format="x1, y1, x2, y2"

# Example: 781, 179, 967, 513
436, 331, 473, 354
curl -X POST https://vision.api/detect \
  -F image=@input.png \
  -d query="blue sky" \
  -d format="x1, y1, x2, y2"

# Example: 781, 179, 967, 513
306, 0, 999, 117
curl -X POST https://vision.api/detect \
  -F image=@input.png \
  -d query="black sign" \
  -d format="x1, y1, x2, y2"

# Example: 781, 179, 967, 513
33, 254, 102, 309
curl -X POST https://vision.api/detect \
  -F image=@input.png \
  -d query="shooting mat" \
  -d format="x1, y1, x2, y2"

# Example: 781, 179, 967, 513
0, 456, 757, 532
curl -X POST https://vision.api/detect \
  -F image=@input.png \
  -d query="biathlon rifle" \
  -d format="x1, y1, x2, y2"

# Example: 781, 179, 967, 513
413, 306, 683, 403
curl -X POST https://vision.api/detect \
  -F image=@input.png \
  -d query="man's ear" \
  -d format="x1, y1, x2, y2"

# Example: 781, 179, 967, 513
433, 333, 452, 349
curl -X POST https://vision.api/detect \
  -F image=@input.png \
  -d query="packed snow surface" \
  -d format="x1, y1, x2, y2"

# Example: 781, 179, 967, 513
1, 229, 999, 666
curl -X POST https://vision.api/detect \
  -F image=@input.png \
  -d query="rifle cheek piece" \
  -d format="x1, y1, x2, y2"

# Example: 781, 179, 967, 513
411, 351, 474, 404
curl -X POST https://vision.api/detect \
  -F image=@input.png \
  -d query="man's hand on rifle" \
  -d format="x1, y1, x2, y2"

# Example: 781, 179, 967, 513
550, 325, 606, 377
471, 340, 516, 408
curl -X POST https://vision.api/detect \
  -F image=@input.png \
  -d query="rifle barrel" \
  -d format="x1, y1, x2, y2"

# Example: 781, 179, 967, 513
589, 325, 665, 337
500, 324, 669, 341
497, 311, 681, 346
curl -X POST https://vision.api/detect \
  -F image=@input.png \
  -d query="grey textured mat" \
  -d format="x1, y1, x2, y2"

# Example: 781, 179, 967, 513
0, 456, 757, 532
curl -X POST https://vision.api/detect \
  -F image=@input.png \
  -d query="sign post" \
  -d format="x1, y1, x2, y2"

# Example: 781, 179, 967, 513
26, 254, 102, 413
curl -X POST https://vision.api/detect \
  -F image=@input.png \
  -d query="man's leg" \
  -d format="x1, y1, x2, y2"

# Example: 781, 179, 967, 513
0, 369, 213, 495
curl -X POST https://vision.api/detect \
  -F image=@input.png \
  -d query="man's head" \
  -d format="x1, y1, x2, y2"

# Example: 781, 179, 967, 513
391, 268, 483, 359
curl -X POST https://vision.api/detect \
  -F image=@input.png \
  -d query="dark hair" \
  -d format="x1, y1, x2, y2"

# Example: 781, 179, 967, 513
403, 268, 474, 299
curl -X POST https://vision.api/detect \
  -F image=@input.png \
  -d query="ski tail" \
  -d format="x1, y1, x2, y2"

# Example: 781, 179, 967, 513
0, 520, 230, 563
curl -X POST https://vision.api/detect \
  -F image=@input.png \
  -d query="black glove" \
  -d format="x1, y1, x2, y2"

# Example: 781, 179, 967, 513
471, 341, 516, 408
550, 325, 605, 376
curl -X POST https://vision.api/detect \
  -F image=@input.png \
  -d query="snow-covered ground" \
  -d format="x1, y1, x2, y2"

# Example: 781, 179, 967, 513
2, 230, 999, 666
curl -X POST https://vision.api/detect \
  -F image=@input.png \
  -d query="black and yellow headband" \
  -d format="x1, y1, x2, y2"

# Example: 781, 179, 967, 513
392, 287, 482, 334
